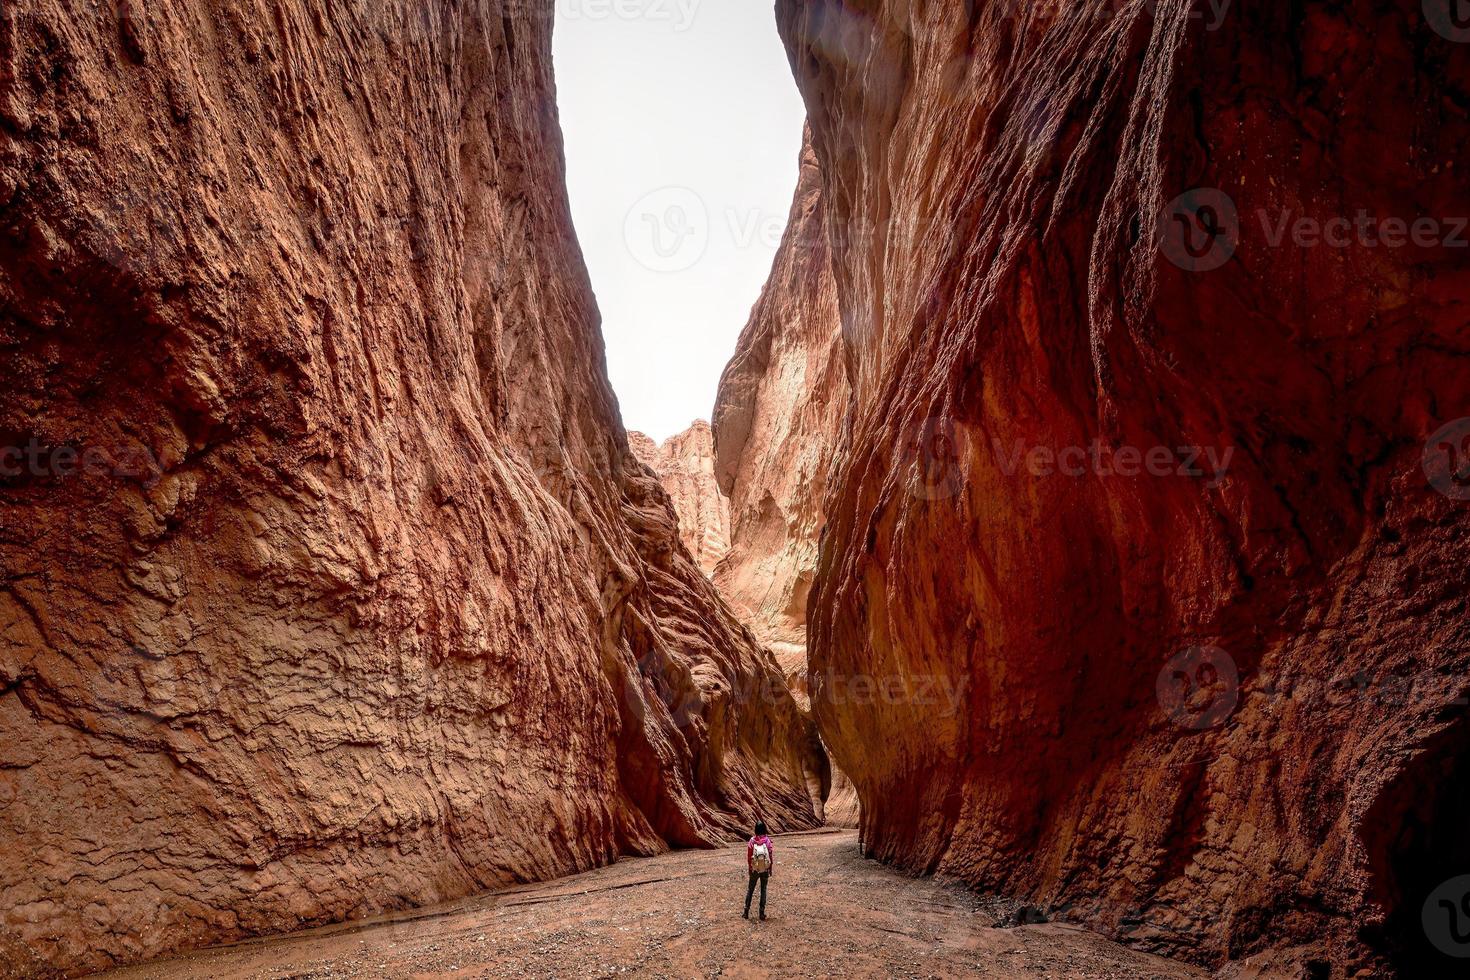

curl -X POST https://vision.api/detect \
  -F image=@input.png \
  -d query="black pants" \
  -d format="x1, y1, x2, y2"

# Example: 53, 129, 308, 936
745, 871, 769, 916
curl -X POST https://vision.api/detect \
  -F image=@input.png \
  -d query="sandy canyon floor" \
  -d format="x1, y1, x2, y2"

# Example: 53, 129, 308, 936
99, 830, 1205, 979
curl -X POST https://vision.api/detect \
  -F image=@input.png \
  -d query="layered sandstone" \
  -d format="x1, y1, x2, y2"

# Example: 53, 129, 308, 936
773, 1, 1470, 974
628, 422, 730, 576
631, 413, 847, 826
0, 2, 822, 975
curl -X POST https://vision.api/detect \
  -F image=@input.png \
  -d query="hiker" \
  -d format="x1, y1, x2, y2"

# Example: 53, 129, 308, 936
744, 820, 773, 920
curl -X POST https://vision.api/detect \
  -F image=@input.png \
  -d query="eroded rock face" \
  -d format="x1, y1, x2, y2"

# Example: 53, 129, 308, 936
712, 131, 845, 697
711, 133, 854, 829
0, 1, 821, 974
775, 0, 1470, 973
628, 422, 730, 576
632, 415, 841, 825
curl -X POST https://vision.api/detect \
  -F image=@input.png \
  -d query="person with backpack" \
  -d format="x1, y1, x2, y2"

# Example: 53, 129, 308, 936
744, 820, 774, 920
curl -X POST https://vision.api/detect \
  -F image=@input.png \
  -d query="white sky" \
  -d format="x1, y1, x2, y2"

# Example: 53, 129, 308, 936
552, 1, 807, 443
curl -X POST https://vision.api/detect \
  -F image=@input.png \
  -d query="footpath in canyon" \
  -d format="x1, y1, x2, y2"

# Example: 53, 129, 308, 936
97, 831, 1203, 980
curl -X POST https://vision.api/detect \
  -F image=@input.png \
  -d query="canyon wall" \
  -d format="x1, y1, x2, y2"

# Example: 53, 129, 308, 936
628, 422, 730, 576
712, 132, 845, 694
772, 0, 1470, 973
0, 1, 822, 975
711, 131, 857, 827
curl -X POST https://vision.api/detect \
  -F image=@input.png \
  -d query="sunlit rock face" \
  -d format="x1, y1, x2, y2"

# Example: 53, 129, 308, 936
713, 132, 846, 700
629, 422, 731, 576
0, 1, 822, 974
776, 0, 1470, 972
711, 132, 855, 829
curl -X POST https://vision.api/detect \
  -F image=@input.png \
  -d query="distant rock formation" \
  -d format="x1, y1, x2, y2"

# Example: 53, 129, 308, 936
713, 130, 846, 696
629, 422, 730, 576
635, 409, 847, 826
0, 1, 822, 974
712, 130, 856, 828
770, 0, 1470, 974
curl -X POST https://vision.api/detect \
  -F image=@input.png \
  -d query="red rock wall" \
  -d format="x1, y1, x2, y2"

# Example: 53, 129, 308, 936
0, 1, 822, 974
775, 0, 1470, 972
629, 422, 730, 576
713, 131, 846, 694
712, 131, 855, 827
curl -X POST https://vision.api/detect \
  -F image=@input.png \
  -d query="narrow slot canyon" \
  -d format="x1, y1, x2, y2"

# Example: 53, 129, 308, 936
2, 1, 1469, 979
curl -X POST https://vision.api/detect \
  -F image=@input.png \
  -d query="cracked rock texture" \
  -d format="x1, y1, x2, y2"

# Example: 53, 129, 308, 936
628, 422, 729, 577
0, 1, 823, 975
774, 0, 1470, 974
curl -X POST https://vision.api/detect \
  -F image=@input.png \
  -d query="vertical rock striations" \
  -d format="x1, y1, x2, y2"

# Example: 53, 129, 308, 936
772, 0, 1470, 973
0, 1, 821, 974
628, 422, 730, 576
712, 131, 845, 695
711, 130, 855, 826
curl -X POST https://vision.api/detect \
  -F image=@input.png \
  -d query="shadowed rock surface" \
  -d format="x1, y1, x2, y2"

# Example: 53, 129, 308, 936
0, 1, 822, 974
769, 0, 1470, 974
628, 422, 730, 577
